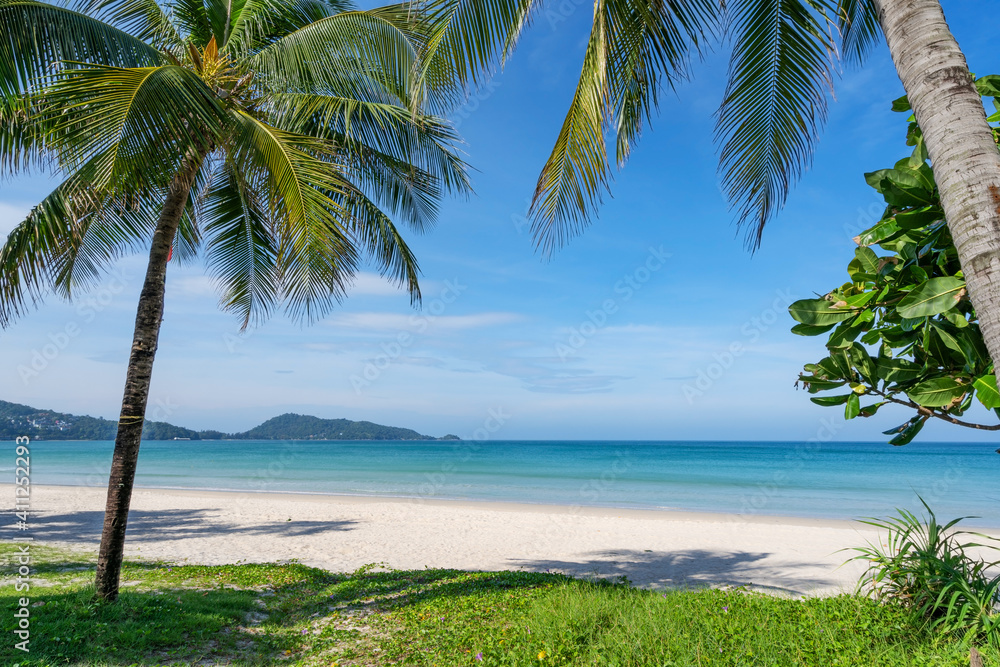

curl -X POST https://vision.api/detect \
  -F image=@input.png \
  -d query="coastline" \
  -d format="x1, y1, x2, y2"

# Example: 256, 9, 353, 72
1, 483, 927, 597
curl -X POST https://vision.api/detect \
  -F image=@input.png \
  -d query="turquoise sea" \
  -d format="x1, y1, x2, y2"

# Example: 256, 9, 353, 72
11, 439, 1000, 525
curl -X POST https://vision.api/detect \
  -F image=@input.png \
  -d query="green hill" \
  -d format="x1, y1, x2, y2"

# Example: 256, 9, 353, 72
0, 400, 459, 441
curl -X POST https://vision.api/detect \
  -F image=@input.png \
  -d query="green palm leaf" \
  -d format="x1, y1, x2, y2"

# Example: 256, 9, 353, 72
837, 0, 879, 66
40, 63, 226, 190
69, 0, 182, 50
716, 0, 837, 248
202, 159, 280, 328
0, 0, 162, 98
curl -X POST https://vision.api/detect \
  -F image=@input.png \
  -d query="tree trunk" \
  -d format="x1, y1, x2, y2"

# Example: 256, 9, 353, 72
875, 0, 1000, 372
94, 154, 203, 601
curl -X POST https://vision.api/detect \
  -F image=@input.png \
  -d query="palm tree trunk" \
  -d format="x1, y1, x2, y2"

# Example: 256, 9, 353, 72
94, 154, 203, 601
875, 0, 1000, 371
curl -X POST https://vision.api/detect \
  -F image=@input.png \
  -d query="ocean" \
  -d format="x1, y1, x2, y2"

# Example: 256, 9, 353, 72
11, 439, 1000, 526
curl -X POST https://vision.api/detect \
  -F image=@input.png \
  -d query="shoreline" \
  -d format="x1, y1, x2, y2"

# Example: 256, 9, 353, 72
26, 482, 868, 529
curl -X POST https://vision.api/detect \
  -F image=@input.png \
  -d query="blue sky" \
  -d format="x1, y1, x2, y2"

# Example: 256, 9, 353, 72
1, 1, 996, 442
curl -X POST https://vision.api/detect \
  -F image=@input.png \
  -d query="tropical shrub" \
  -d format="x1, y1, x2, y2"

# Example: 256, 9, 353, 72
852, 499, 1000, 647
789, 76, 1000, 444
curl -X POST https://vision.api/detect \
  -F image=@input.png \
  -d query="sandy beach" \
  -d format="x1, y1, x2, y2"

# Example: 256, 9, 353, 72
5, 483, 932, 596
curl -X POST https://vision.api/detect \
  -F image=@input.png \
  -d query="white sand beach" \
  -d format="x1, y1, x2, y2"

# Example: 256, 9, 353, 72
6, 483, 935, 596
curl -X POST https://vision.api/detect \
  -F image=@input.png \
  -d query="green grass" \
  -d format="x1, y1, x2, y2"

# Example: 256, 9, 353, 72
1, 544, 995, 666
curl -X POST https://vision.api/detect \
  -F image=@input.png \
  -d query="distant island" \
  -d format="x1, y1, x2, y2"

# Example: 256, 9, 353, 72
0, 400, 460, 441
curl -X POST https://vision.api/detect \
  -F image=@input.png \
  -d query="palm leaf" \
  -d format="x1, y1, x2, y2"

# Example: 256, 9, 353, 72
226, 0, 347, 56
202, 159, 279, 328
527, 0, 609, 256
40, 63, 226, 190
227, 110, 361, 323
69, 0, 183, 50
837, 0, 879, 66
0, 0, 162, 98
715, 0, 838, 249
251, 10, 419, 105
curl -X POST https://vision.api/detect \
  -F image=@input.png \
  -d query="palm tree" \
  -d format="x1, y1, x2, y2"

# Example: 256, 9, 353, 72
0, 0, 469, 601
414, 0, 1000, 369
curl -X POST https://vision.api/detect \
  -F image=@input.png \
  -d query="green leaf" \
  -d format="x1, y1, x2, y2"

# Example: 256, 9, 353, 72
853, 247, 879, 275
853, 219, 901, 247
890, 94, 911, 112
975, 75, 1000, 97
973, 374, 1000, 409
905, 377, 967, 408
864, 168, 935, 207
810, 394, 851, 406
802, 378, 848, 393
888, 417, 925, 446
788, 298, 855, 326
894, 206, 943, 230
858, 402, 885, 418
847, 343, 876, 383
897, 277, 965, 318
845, 393, 860, 420
791, 322, 836, 336
877, 357, 922, 384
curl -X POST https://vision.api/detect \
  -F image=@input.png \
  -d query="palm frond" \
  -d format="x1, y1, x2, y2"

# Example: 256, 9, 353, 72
251, 10, 419, 106
527, 1, 609, 256
606, 0, 717, 166
268, 91, 470, 229
0, 92, 41, 177
226, 0, 347, 56
202, 158, 279, 328
40, 63, 226, 191
716, 0, 838, 249
227, 110, 360, 324
69, 0, 182, 50
837, 0, 879, 66
0, 0, 162, 98
0, 161, 163, 324
172, 0, 214, 47
414, 0, 536, 109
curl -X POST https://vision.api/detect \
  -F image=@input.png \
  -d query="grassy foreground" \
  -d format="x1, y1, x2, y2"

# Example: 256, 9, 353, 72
1, 545, 994, 666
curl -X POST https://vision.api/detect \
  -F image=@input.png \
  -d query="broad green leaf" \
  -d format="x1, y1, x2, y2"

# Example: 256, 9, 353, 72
889, 417, 925, 446
858, 402, 885, 418
845, 393, 860, 420
847, 343, 876, 383
897, 277, 965, 318
973, 374, 1000, 409
890, 95, 910, 112
975, 75, 1000, 97
853, 247, 879, 275
853, 219, 901, 247
877, 357, 922, 384
791, 322, 836, 336
802, 378, 847, 393
788, 298, 854, 326
905, 377, 967, 408
894, 206, 942, 230
810, 394, 850, 406
864, 168, 934, 207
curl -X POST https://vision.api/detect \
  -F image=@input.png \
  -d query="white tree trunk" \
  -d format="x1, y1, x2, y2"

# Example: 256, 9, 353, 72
875, 0, 1000, 373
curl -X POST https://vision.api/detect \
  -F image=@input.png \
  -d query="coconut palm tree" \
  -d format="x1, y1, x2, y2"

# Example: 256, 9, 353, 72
0, 0, 469, 601
414, 0, 1000, 369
